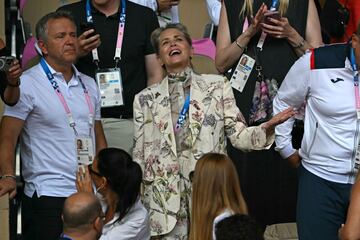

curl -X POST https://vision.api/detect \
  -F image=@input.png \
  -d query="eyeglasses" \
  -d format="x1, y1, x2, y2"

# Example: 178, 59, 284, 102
88, 164, 102, 177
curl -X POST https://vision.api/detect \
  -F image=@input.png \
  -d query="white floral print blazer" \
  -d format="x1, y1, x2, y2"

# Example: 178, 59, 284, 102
133, 72, 274, 236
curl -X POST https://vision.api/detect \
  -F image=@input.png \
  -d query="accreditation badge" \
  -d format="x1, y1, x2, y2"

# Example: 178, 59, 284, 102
76, 136, 94, 166
230, 54, 255, 93
96, 68, 124, 107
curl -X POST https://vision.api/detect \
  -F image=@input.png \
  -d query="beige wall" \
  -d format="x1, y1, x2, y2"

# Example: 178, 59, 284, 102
178, 0, 211, 39
22, 0, 79, 36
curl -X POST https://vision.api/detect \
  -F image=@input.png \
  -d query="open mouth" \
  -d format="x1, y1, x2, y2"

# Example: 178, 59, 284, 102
169, 49, 181, 56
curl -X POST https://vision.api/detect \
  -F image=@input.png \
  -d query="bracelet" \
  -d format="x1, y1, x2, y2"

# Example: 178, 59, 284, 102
7, 78, 20, 87
292, 37, 305, 49
0, 174, 16, 181
235, 40, 246, 51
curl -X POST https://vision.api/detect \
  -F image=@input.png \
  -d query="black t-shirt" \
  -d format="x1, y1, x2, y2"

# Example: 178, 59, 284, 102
0, 47, 9, 103
58, 1, 159, 118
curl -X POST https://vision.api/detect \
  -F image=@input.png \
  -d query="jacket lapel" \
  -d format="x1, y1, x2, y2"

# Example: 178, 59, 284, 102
189, 73, 215, 146
146, 78, 177, 157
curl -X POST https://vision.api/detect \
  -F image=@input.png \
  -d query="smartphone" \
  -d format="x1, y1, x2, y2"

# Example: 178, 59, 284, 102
0, 56, 15, 71
263, 11, 281, 25
80, 22, 97, 38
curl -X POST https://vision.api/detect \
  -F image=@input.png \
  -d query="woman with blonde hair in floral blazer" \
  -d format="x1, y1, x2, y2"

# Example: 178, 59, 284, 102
132, 23, 294, 239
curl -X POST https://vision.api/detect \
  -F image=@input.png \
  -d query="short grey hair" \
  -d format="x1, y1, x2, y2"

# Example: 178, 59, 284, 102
35, 11, 76, 43
151, 23, 192, 55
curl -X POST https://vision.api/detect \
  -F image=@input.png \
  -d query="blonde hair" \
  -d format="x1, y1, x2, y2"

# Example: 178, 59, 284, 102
240, 0, 289, 18
190, 153, 248, 240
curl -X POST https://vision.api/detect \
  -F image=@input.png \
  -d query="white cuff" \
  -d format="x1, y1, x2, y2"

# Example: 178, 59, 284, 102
276, 144, 296, 159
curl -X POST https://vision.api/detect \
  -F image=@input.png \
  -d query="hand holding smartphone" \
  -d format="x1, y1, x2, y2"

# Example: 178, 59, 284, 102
80, 22, 97, 38
263, 11, 281, 25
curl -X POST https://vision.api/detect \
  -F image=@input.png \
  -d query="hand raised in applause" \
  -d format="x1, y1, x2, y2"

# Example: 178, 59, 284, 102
245, 3, 268, 38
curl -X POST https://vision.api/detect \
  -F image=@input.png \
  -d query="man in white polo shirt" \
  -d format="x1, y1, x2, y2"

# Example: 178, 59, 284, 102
0, 11, 106, 240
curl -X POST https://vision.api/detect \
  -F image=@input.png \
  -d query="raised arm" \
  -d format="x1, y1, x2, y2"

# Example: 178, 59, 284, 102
223, 77, 294, 151
215, 2, 267, 73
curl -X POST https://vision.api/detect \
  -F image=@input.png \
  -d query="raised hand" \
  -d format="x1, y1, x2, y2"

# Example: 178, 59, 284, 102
77, 30, 101, 58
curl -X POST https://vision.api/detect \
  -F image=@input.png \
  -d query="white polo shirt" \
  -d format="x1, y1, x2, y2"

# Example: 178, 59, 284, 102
4, 61, 101, 198
100, 199, 150, 240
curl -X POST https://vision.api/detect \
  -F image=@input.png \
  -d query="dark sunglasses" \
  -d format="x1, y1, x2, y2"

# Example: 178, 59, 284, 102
88, 164, 102, 177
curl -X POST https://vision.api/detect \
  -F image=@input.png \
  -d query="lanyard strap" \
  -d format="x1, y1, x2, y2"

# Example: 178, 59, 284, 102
85, 0, 126, 67
174, 94, 191, 132
256, 0, 279, 50
40, 58, 95, 135
350, 48, 360, 115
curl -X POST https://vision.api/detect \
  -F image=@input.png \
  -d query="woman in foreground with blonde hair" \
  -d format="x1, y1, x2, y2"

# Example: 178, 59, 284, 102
190, 153, 248, 240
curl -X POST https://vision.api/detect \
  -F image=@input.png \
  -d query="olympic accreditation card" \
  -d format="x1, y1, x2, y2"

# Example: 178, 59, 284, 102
96, 68, 124, 107
230, 54, 255, 92
76, 136, 94, 166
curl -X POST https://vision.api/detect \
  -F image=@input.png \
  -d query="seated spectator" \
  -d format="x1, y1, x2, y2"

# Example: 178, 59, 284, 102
190, 153, 248, 240
215, 214, 264, 240
60, 192, 104, 240
0, 37, 22, 106
76, 148, 150, 240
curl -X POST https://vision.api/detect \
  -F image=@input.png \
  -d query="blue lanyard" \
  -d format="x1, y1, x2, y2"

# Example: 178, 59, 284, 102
40, 58, 95, 134
40, 58, 89, 93
351, 48, 358, 82
85, 0, 126, 63
174, 94, 191, 132
270, 0, 279, 10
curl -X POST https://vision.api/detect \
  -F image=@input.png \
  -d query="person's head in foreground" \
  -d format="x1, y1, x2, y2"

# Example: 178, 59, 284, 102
62, 192, 104, 240
215, 214, 264, 240
88, 148, 142, 223
190, 153, 248, 240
